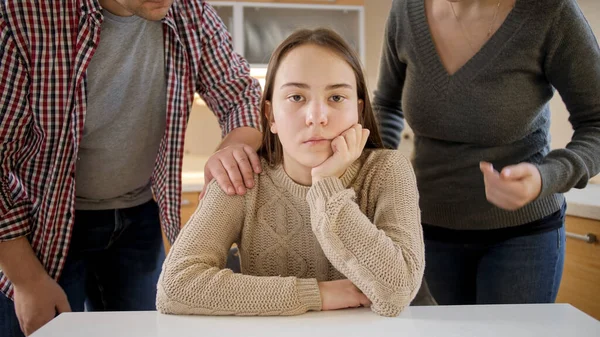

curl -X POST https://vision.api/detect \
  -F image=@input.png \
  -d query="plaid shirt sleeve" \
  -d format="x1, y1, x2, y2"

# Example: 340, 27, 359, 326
196, 3, 262, 137
0, 14, 33, 241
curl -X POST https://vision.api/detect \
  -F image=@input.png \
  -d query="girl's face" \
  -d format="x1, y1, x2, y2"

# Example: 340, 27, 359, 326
266, 44, 363, 172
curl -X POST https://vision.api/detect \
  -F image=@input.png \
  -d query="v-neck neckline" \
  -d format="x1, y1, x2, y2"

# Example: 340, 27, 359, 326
407, 0, 531, 93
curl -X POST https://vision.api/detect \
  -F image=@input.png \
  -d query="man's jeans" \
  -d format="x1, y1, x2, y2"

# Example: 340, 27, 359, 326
0, 199, 165, 337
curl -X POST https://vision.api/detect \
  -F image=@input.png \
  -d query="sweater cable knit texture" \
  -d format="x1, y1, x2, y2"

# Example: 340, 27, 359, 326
157, 150, 424, 317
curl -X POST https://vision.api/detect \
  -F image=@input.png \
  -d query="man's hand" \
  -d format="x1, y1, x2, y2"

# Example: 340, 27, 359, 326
480, 161, 542, 211
311, 124, 369, 184
199, 127, 263, 200
201, 144, 262, 199
13, 274, 71, 336
318, 279, 371, 311
0, 237, 71, 336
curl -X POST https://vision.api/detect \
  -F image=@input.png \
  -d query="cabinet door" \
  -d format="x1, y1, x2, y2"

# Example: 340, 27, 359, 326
242, 5, 362, 66
556, 216, 600, 320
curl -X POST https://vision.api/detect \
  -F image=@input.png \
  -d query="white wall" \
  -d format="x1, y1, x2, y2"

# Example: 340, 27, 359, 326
364, 0, 394, 90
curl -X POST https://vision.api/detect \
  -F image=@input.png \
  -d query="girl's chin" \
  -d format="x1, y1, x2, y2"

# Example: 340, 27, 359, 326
302, 159, 329, 170
283, 149, 332, 170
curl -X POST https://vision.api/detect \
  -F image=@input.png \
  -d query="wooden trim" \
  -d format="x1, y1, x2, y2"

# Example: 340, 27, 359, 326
556, 216, 600, 320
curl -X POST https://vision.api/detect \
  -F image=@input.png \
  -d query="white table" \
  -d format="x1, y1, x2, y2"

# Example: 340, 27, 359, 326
31, 304, 599, 337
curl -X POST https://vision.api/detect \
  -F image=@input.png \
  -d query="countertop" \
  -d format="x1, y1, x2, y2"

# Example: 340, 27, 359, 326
564, 183, 600, 221
31, 304, 599, 337
180, 154, 600, 220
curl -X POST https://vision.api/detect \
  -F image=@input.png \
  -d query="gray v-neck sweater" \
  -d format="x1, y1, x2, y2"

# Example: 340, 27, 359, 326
373, 0, 600, 230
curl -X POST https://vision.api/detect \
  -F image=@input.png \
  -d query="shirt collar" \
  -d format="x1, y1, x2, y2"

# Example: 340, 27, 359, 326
161, 3, 177, 32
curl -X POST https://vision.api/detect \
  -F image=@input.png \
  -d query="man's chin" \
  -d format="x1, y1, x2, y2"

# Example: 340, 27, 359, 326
137, 8, 170, 21
137, 2, 172, 21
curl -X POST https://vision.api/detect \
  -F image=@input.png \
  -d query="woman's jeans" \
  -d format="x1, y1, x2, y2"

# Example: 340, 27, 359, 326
425, 208, 566, 305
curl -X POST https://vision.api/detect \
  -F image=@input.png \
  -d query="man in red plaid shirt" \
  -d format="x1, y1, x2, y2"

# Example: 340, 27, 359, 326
0, 1, 263, 335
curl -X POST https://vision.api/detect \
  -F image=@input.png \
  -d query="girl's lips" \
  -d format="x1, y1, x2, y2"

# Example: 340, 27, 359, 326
304, 139, 330, 146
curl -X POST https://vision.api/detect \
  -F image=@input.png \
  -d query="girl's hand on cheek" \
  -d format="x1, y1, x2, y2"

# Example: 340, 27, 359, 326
311, 124, 369, 184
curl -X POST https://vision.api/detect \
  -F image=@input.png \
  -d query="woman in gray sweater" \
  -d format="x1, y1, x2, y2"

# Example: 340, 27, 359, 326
373, 0, 600, 305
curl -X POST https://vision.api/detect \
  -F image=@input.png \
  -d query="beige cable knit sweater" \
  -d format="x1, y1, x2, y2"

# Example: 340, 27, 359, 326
156, 149, 424, 317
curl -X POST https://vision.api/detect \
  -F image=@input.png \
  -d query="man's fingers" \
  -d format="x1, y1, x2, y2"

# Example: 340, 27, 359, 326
17, 317, 25, 336
55, 294, 72, 314
233, 150, 255, 188
203, 169, 214, 185
23, 314, 52, 336
211, 163, 236, 195
243, 145, 262, 174
221, 158, 247, 195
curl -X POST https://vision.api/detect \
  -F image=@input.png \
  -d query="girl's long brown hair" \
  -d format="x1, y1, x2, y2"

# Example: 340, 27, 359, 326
258, 28, 384, 166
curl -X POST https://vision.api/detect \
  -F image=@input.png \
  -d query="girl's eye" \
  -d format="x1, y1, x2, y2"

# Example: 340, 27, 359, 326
288, 95, 304, 102
330, 95, 345, 103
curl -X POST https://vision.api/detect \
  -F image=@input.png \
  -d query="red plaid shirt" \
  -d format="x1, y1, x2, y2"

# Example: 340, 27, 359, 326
0, 0, 261, 299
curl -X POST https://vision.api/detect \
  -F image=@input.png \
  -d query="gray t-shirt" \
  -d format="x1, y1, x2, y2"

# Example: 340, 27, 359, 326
75, 10, 166, 210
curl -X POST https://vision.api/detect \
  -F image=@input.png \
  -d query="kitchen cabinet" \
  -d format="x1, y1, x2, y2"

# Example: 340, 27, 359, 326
556, 215, 600, 320
208, 1, 365, 67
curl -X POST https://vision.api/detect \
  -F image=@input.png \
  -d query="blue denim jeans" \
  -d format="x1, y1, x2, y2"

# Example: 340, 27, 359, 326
424, 210, 566, 305
0, 199, 165, 337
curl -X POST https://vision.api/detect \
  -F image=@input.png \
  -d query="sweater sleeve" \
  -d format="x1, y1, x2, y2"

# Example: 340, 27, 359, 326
306, 151, 425, 317
538, 0, 600, 197
156, 180, 322, 316
372, 0, 408, 149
